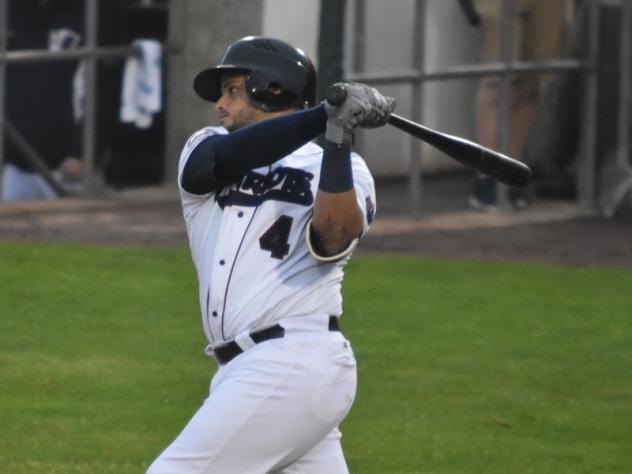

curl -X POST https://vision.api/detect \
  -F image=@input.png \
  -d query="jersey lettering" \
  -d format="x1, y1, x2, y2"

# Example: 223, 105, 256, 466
216, 167, 314, 209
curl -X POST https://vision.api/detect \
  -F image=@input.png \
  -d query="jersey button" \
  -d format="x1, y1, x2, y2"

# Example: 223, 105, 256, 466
237, 211, 244, 218
219, 259, 225, 266
211, 311, 218, 317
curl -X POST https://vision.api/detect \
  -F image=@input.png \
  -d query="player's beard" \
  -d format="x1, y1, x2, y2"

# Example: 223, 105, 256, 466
223, 106, 267, 132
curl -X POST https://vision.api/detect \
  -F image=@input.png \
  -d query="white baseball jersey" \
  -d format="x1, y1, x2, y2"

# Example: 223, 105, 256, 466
178, 126, 376, 349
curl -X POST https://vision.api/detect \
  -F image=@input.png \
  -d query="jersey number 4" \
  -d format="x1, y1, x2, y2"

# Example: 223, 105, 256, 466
259, 215, 293, 259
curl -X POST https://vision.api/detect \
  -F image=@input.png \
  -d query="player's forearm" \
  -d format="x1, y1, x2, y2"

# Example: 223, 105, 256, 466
311, 190, 364, 255
310, 142, 363, 256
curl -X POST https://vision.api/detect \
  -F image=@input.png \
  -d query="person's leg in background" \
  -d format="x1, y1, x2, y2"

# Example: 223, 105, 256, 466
1, 163, 58, 201
469, 0, 570, 210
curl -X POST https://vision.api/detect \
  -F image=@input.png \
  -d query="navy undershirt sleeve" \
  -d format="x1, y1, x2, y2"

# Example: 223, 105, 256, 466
181, 104, 327, 195
319, 142, 353, 193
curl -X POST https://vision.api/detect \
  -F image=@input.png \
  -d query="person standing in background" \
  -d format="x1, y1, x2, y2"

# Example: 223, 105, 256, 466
459, 0, 573, 209
1, 0, 84, 201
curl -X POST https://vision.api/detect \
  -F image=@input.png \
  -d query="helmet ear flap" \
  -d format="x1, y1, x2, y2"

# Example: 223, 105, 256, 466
245, 70, 301, 112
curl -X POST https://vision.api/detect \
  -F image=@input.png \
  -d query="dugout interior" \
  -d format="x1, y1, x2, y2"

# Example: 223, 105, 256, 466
97, 0, 168, 189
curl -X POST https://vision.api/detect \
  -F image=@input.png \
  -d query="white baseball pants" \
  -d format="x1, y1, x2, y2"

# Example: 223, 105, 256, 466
147, 320, 357, 474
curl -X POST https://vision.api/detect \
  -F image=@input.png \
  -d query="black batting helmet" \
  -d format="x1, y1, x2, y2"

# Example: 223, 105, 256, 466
193, 36, 317, 112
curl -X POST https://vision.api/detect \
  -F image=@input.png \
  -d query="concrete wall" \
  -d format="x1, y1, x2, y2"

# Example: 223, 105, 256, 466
262, 0, 320, 65
182, 0, 263, 136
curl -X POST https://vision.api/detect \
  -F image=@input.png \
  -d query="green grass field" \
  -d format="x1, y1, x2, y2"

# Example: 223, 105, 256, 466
1, 242, 631, 473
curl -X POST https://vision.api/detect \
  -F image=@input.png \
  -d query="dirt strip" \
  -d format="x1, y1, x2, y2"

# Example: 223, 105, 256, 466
1, 184, 631, 268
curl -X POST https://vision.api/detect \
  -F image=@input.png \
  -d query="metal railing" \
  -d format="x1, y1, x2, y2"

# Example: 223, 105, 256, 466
0, 0, 184, 198
347, 0, 602, 214
1, 0, 629, 216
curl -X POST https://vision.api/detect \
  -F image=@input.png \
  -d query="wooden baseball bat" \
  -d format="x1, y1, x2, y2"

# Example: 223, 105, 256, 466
326, 83, 532, 188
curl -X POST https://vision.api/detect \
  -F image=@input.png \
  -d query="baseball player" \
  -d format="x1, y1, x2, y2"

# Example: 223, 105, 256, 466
147, 36, 394, 474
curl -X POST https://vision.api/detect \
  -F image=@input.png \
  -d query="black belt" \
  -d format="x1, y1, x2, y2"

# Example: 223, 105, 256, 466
214, 316, 341, 365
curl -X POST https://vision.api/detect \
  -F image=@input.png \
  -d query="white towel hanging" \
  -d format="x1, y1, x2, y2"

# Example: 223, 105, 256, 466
120, 39, 162, 128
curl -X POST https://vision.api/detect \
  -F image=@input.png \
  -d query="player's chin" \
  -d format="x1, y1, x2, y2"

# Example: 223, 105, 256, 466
221, 118, 239, 132
225, 121, 244, 132
218, 115, 231, 128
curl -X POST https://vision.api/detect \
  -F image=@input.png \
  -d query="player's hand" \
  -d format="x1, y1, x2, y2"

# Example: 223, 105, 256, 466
325, 82, 396, 145
358, 84, 396, 129
59, 157, 82, 182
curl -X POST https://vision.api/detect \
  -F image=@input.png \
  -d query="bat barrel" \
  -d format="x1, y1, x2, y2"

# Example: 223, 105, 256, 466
325, 83, 532, 188
387, 114, 531, 188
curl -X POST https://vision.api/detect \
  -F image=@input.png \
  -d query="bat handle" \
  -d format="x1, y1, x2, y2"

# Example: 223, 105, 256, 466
325, 83, 348, 106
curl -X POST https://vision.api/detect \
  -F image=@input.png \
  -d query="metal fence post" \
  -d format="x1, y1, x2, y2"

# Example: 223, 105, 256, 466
351, 0, 367, 157
409, 0, 426, 215
352, 0, 366, 73
0, 0, 7, 198
618, 0, 632, 172
578, 0, 600, 209
317, 0, 347, 103
496, 0, 514, 210
81, 0, 99, 196
164, 0, 185, 185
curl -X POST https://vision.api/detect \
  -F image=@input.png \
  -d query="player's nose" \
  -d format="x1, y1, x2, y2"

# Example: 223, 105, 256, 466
215, 94, 227, 112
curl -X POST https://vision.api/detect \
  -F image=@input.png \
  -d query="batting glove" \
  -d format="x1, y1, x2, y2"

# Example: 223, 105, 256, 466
325, 82, 396, 145
356, 84, 396, 129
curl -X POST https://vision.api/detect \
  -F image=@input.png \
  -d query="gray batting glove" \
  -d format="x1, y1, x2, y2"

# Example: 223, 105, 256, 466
325, 83, 396, 145
356, 84, 396, 129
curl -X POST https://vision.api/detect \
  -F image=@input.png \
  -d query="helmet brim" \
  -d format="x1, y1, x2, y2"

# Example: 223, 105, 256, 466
193, 65, 251, 102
